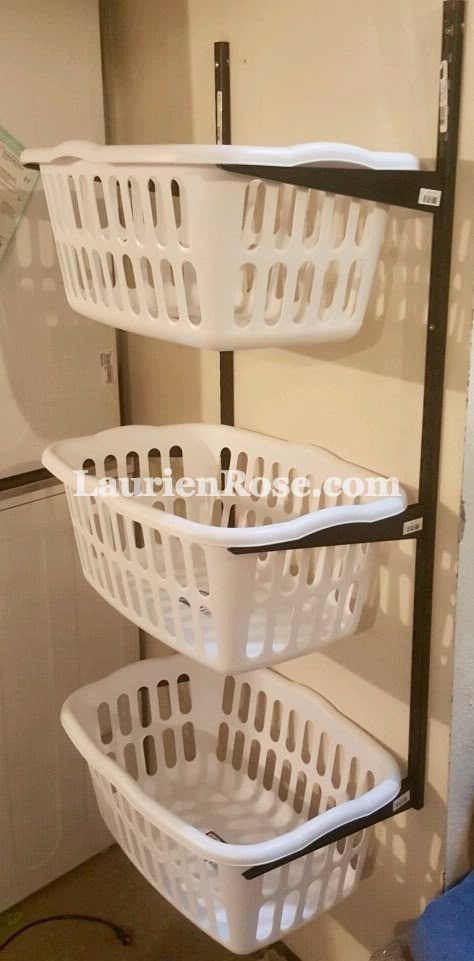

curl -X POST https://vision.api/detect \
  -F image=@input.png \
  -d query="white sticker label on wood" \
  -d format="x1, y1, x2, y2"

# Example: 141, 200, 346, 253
418, 188, 442, 208
393, 790, 411, 813
439, 59, 448, 134
216, 90, 223, 146
0, 126, 38, 265
403, 517, 423, 536
99, 350, 115, 384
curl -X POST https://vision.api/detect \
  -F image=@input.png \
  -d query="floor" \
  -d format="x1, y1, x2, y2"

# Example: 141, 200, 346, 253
0, 845, 413, 961
0, 846, 286, 961
369, 946, 412, 960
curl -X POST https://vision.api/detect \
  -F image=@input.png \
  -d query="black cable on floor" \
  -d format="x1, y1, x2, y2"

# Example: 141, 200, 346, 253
0, 914, 131, 954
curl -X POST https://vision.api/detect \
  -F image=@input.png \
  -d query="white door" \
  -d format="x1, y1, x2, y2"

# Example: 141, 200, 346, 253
0, 0, 119, 478
0, 482, 139, 909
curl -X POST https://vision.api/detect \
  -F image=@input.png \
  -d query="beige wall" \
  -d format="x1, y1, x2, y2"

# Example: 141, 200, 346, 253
102, 2, 474, 958
101, 0, 211, 426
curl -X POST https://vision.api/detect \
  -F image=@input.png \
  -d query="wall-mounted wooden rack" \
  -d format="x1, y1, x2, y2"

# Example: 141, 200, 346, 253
216, 0, 465, 878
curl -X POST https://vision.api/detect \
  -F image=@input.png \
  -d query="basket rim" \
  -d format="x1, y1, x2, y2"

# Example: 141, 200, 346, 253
42, 423, 407, 549
61, 654, 402, 869
22, 140, 420, 171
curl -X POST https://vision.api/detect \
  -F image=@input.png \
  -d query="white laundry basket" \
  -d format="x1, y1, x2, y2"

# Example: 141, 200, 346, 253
43, 424, 406, 672
22, 141, 418, 349
61, 655, 401, 953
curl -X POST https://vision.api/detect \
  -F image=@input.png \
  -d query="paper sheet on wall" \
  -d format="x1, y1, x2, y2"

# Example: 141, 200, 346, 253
0, 126, 38, 265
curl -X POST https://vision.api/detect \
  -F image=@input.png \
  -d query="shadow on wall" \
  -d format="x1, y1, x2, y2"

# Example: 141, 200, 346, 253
287, 160, 474, 395
299, 171, 474, 736
280, 168, 474, 959
100, 0, 193, 146
320, 493, 460, 729
3, 166, 471, 439
121, 334, 205, 426
338, 778, 445, 946
280, 497, 455, 957
286, 780, 445, 959
99, 0, 203, 426
325, 780, 443, 956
